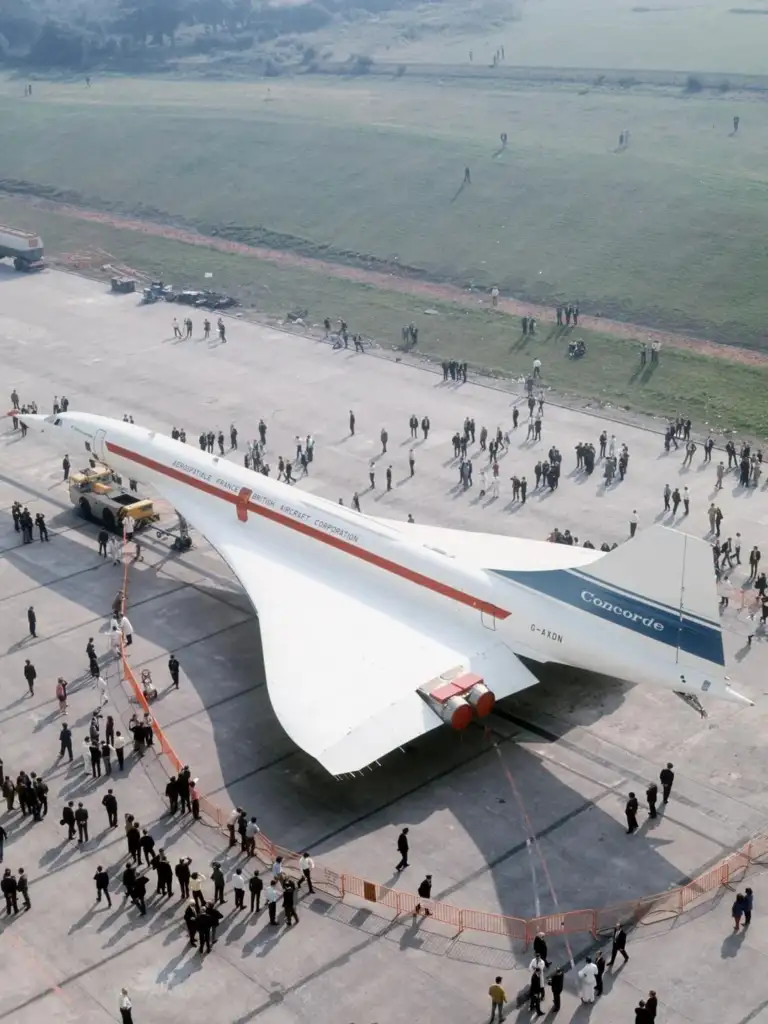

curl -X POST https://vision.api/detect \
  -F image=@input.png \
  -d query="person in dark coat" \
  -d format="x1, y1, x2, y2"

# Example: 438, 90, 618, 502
529, 968, 544, 1016
635, 1000, 651, 1023
645, 990, 658, 1021
609, 923, 629, 964
282, 878, 299, 926
625, 793, 639, 834
595, 951, 606, 995
548, 967, 564, 1012
395, 827, 409, 871
196, 905, 212, 953
646, 782, 658, 818
249, 873, 263, 913
184, 901, 198, 945
61, 801, 76, 840
414, 875, 432, 916
660, 763, 674, 803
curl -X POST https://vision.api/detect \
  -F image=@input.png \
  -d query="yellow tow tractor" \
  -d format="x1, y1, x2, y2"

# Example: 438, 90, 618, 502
68, 463, 159, 533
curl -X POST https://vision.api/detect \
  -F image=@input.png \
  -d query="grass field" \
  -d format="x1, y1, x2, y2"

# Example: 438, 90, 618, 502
7, 196, 768, 439
0, 74, 766, 351
337, 0, 768, 75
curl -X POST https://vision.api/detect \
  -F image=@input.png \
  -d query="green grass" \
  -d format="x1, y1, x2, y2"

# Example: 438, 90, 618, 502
313, 0, 768, 76
0, 74, 766, 349
7, 196, 768, 439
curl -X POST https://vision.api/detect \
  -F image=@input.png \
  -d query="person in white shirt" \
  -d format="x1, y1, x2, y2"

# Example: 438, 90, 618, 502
629, 510, 639, 538
271, 856, 284, 880
265, 879, 280, 925
227, 808, 241, 848
299, 852, 315, 894
82, 736, 92, 774
119, 988, 133, 1024
529, 955, 546, 977
245, 816, 260, 856
232, 867, 248, 909
578, 957, 598, 1003
97, 675, 109, 707
119, 614, 133, 647
113, 731, 126, 771
109, 535, 121, 566
189, 871, 207, 908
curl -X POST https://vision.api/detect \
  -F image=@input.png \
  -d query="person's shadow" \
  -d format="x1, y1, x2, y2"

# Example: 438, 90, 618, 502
721, 928, 748, 958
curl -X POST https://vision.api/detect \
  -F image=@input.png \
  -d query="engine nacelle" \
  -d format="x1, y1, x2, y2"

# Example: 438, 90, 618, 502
418, 669, 495, 728
465, 681, 495, 717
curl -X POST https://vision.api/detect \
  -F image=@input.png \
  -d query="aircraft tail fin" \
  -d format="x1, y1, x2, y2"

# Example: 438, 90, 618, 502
574, 525, 724, 667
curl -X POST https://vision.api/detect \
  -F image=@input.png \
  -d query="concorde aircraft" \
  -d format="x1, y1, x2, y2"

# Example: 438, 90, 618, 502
21, 412, 752, 775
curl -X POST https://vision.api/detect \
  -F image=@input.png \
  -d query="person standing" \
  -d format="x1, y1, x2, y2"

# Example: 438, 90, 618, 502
232, 867, 246, 909
395, 827, 410, 871
414, 875, 432, 916
625, 792, 639, 834
190, 871, 206, 908
211, 862, 225, 904
59, 722, 73, 762
27, 606, 37, 638
594, 950, 606, 995
489, 970, 507, 1019
249, 872, 264, 912
629, 510, 639, 538
743, 887, 754, 926
119, 988, 133, 1024
17, 869, 30, 910
2, 868, 19, 914
299, 852, 315, 894
113, 731, 126, 771
102, 789, 118, 828
75, 802, 89, 843
23, 660, 36, 696
282, 878, 299, 926
61, 801, 76, 840
733, 892, 748, 931
94, 866, 111, 907
660, 763, 674, 803
168, 654, 180, 689
196, 905, 213, 954
175, 858, 191, 900
266, 879, 280, 925
578, 957, 598, 1003
0, 823, 6, 863
349, 410, 355, 436
548, 967, 564, 1012
55, 678, 68, 715
646, 781, 658, 819
645, 990, 658, 1022
609, 923, 629, 964
183, 900, 198, 945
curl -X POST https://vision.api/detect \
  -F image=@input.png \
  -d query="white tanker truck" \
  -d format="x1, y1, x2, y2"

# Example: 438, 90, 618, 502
0, 225, 45, 272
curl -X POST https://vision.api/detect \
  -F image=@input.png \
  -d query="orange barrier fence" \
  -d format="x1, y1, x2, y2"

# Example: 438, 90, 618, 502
116, 556, 768, 946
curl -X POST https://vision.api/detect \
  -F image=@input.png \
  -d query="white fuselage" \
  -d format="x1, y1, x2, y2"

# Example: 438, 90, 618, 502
24, 412, 745, 708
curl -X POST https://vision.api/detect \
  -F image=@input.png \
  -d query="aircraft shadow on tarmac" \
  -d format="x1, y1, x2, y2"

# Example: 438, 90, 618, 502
0, 505, 693, 937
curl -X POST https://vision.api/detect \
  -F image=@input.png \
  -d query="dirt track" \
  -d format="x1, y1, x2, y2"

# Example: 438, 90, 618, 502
17, 192, 768, 368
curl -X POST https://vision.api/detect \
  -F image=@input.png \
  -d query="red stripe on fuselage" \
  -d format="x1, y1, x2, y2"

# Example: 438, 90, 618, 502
107, 441, 511, 620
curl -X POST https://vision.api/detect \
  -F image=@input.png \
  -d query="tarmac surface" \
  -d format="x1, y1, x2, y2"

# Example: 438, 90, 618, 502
2, 268, 768, 1023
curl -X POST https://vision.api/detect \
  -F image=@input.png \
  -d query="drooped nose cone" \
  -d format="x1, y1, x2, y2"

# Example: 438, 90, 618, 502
18, 413, 51, 432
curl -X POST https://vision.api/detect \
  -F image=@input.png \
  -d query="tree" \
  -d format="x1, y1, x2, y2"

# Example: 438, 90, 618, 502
117, 0, 189, 45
